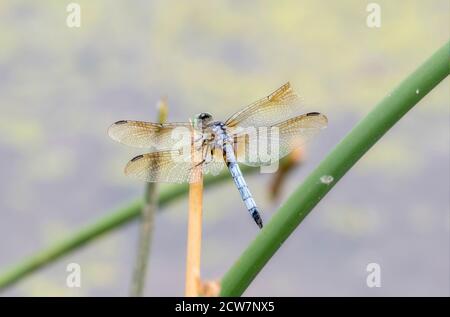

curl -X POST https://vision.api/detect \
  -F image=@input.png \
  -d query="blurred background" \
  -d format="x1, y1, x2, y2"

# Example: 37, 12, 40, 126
0, 0, 448, 296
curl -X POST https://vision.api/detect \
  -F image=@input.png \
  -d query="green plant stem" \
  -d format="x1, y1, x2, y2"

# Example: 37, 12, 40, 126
220, 41, 450, 296
0, 165, 257, 291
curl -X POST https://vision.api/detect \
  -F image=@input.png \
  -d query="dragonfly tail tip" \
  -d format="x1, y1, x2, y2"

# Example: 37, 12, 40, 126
251, 210, 263, 229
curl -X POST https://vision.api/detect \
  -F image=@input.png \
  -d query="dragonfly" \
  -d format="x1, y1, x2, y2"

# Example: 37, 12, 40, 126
108, 82, 327, 229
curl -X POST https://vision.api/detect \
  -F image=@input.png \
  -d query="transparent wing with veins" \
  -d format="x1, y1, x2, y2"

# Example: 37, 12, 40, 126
123, 138, 226, 184
108, 120, 193, 150
230, 112, 328, 166
223, 82, 327, 166
225, 82, 302, 129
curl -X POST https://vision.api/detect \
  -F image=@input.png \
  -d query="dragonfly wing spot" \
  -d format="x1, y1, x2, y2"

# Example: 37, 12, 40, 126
130, 154, 144, 162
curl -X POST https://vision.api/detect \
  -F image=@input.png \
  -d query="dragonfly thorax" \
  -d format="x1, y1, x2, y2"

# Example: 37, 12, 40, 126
210, 121, 230, 142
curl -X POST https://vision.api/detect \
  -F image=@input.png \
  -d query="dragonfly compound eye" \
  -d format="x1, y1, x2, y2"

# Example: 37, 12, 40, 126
197, 112, 212, 120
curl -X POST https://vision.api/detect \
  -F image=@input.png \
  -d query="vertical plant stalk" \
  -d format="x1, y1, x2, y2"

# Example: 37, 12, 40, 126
130, 98, 168, 297
184, 176, 203, 296
185, 120, 204, 297
130, 183, 157, 296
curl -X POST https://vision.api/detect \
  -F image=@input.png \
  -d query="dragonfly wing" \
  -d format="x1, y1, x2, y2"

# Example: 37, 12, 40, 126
124, 140, 225, 183
232, 112, 328, 166
108, 120, 193, 149
203, 146, 226, 176
225, 82, 301, 129
124, 150, 203, 183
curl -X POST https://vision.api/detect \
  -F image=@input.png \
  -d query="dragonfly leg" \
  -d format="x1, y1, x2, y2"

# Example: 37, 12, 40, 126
193, 159, 206, 168
194, 138, 211, 152
188, 143, 209, 170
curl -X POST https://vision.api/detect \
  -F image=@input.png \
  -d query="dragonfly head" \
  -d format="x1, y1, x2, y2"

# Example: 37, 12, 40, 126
196, 112, 213, 126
